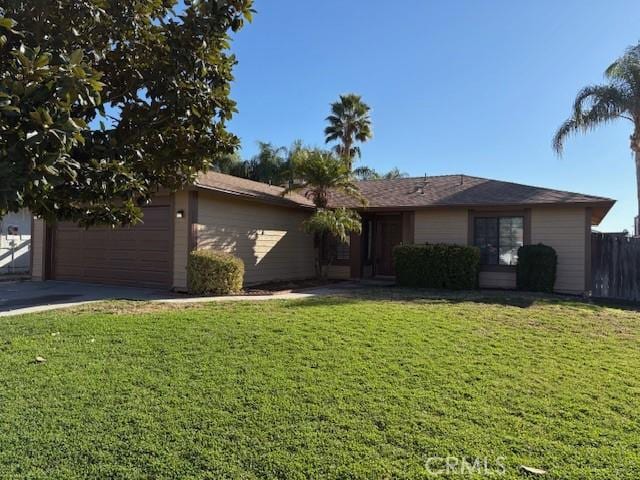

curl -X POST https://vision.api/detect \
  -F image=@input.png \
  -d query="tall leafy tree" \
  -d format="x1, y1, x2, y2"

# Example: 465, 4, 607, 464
553, 43, 640, 232
223, 140, 303, 186
241, 142, 288, 185
0, 1, 253, 226
324, 94, 373, 169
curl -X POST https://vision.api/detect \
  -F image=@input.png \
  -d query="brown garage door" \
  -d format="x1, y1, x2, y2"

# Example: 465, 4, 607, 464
53, 205, 172, 288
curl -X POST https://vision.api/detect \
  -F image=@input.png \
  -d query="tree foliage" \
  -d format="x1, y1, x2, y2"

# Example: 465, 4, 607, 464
284, 149, 365, 209
353, 165, 409, 181
553, 43, 640, 226
216, 140, 304, 186
0, 0, 253, 225
303, 208, 362, 243
324, 93, 372, 168
284, 148, 365, 275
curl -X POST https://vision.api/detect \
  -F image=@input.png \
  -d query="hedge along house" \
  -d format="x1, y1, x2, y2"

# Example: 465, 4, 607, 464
30, 172, 614, 295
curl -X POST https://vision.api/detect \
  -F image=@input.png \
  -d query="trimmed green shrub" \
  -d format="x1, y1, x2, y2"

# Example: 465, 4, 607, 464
187, 250, 244, 295
516, 244, 557, 293
394, 244, 480, 290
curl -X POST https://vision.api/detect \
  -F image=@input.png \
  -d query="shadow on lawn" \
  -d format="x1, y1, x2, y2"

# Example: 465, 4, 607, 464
289, 285, 640, 312
286, 287, 555, 309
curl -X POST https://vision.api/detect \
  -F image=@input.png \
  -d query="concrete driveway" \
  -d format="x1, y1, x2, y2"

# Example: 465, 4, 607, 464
0, 280, 343, 318
0, 281, 179, 317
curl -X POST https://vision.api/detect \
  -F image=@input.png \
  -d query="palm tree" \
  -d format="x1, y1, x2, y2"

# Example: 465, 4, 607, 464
284, 149, 365, 276
284, 149, 365, 208
324, 94, 373, 169
353, 165, 409, 181
381, 167, 409, 180
553, 44, 640, 233
353, 165, 380, 181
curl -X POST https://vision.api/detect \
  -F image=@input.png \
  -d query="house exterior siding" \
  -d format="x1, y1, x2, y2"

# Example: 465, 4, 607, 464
414, 208, 468, 244
31, 218, 46, 281
410, 206, 590, 293
327, 265, 350, 279
531, 206, 587, 294
479, 271, 516, 289
196, 192, 315, 285
172, 190, 190, 291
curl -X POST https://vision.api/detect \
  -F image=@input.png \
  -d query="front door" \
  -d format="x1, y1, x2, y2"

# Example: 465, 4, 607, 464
375, 216, 403, 276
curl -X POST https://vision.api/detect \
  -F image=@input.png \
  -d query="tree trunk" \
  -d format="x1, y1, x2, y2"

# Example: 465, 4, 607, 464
634, 150, 640, 236
343, 138, 353, 171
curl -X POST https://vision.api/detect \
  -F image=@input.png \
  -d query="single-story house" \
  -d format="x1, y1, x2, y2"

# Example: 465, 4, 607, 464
30, 172, 615, 295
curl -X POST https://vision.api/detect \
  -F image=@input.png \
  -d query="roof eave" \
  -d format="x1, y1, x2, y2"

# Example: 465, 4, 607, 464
194, 182, 315, 211
338, 199, 616, 224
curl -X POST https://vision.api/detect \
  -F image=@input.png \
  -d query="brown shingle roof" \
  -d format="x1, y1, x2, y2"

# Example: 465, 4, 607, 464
195, 171, 314, 209
326, 175, 615, 224
193, 172, 615, 224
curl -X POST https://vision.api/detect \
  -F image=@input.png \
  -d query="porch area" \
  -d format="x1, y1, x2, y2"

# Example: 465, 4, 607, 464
329, 211, 414, 280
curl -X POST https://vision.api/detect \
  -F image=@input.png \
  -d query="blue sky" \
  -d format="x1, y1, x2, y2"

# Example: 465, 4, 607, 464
227, 0, 640, 232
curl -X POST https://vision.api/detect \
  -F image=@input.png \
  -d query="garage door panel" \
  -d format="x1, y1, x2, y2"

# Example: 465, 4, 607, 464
53, 205, 172, 288
138, 208, 170, 224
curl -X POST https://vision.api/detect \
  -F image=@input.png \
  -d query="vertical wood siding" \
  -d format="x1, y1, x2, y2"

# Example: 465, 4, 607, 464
197, 193, 315, 285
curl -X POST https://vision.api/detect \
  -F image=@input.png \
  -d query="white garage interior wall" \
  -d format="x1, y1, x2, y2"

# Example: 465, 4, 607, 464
0, 209, 31, 274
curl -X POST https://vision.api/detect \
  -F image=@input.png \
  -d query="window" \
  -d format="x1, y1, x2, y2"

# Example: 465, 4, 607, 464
473, 216, 524, 266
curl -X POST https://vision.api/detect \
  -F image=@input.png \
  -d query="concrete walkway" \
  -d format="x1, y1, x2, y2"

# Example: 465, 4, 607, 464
0, 280, 352, 318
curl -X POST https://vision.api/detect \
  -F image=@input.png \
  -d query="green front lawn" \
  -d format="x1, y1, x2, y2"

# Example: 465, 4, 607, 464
0, 295, 639, 479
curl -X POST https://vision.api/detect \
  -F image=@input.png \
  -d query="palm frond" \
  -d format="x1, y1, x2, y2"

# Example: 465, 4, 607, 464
605, 44, 640, 100
572, 84, 631, 118
554, 80, 634, 155
552, 119, 579, 155
324, 94, 373, 163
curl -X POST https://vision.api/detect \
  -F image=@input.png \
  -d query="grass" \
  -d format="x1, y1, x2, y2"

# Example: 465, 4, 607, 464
0, 294, 639, 479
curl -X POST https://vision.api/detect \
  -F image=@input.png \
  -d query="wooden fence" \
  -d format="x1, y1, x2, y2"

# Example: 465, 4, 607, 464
591, 233, 640, 302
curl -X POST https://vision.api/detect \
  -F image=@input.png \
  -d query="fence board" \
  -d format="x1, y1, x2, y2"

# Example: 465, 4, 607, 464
592, 233, 640, 302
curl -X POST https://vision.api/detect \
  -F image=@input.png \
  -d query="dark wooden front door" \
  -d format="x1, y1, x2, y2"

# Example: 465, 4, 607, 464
375, 216, 402, 276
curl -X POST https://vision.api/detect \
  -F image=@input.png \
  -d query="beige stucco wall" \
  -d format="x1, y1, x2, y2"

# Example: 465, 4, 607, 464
414, 208, 468, 244
172, 190, 190, 291
30, 218, 46, 281
196, 192, 315, 285
412, 206, 589, 294
531, 207, 587, 295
